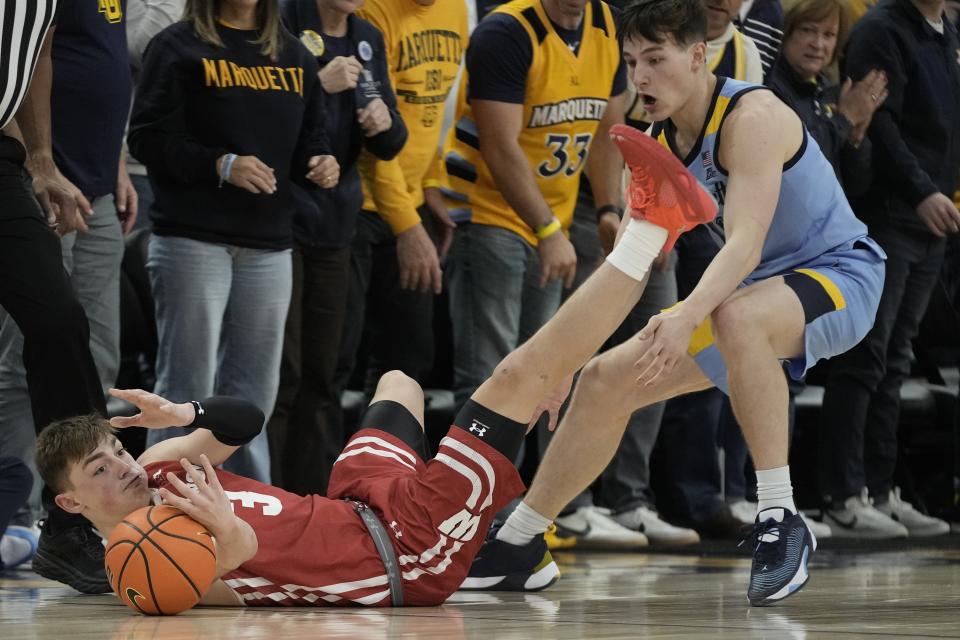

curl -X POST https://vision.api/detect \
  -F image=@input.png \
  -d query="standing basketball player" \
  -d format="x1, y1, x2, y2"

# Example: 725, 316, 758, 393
477, 0, 886, 606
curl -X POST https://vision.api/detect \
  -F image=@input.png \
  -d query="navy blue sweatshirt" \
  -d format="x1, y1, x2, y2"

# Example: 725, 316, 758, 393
129, 21, 330, 250
281, 1, 407, 248
768, 54, 873, 199
842, 0, 960, 233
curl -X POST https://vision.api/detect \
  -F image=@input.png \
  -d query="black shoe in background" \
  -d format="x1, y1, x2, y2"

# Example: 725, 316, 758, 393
696, 504, 747, 540
33, 518, 110, 593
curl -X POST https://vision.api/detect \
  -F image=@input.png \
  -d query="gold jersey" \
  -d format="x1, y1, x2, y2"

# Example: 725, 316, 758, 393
442, 0, 621, 245
358, 0, 468, 233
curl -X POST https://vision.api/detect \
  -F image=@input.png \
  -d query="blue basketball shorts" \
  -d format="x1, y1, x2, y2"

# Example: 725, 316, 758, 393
686, 237, 886, 394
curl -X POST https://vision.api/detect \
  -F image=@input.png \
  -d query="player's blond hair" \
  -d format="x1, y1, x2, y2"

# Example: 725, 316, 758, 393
35, 415, 116, 493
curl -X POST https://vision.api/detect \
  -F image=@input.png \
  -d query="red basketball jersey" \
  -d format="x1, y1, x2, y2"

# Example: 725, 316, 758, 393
145, 426, 524, 607
145, 462, 387, 606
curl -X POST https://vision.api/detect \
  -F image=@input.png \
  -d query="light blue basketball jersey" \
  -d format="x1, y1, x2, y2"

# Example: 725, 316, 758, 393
651, 77, 870, 280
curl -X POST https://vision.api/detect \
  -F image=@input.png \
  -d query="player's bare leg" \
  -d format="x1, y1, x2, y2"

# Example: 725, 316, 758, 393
522, 337, 712, 521
472, 125, 717, 425
711, 279, 805, 474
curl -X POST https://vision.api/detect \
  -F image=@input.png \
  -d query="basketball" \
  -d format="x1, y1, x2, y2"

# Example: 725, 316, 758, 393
105, 505, 218, 615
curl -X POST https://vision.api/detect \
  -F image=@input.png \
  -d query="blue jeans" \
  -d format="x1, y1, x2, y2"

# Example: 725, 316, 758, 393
448, 223, 562, 410
145, 235, 292, 483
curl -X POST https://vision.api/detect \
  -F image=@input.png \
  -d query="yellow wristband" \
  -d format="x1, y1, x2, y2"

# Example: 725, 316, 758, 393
535, 217, 562, 240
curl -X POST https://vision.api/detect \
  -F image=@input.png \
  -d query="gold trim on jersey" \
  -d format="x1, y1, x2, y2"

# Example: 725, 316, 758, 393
795, 268, 847, 311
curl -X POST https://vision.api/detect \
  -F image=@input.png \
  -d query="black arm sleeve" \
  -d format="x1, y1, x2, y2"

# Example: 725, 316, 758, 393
843, 22, 939, 207
466, 14, 532, 104
127, 34, 227, 185
362, 29, 408, 161
188, 396, 265, 446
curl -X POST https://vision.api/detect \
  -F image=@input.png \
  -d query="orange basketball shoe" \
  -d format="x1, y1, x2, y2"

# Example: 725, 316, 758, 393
610, 123, 717, 254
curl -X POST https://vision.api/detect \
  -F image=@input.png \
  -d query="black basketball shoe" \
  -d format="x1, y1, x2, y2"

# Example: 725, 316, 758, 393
460, 524, 560, 592
33, 518, 111, 593
741, 508, 817, 606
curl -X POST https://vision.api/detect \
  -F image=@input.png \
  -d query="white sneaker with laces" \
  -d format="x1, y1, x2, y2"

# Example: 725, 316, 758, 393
554, 506, 648, 549
824, 488, 908, 539
613, 506, 700, 545
875, 488, 949, 537
729, 499, 757, 525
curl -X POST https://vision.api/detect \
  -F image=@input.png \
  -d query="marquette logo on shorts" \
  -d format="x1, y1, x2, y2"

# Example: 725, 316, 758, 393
395, 29, 463, 72
528, 98, 608, 128
202, 58, 306, 96
98, 0, 122, 23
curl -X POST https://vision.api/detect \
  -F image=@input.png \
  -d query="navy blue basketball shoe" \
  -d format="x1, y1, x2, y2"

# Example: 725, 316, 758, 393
741, 508, 817, 606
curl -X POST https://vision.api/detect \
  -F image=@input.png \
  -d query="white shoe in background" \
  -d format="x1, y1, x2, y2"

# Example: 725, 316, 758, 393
613, 505, 700, 545
824, 488, 908, 539
554, 506, 649, 549
875, 488, 949, 537
729, 499, 757, 525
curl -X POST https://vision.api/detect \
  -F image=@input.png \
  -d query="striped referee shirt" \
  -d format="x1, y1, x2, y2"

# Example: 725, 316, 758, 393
0, 0, 58, 131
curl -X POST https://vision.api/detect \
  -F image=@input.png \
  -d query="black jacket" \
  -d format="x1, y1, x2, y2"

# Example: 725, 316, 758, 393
129, 22, 330, 250
281, 1, 407, 248
767, 55, 873, 198
842, 0, 960, 233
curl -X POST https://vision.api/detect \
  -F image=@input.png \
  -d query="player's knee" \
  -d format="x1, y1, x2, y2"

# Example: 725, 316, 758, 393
712, 297, 763, 354
375, 370, 422, 400
488, 346, 535, 392
578, 354, 627, 405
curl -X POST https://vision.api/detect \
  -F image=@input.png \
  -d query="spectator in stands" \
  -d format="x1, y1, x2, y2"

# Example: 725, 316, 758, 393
268, 0, 408, 495
441, 0, 633, 546
703, 0, 764, 83
128, 0, 339, 484
1, 0, 132, 590
769, 0, 886, 196
819, 0, 959, 538
736, 0, 783, 81
337, 0, 466, 399
126, 0, 187, 229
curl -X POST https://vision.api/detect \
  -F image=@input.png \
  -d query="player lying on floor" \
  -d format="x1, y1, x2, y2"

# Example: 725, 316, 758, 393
34, 123, 718, 606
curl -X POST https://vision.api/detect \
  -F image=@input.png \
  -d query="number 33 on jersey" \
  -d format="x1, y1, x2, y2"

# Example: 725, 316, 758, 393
440, 0, 622, 246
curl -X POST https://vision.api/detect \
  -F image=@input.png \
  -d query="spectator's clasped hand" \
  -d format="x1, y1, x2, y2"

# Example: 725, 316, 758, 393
319, 56, 362, 94
306, 155, 340, 189
218, 154, 277, 194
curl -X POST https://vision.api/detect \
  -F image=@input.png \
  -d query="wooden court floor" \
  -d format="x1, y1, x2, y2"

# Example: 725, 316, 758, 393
2, 547, 959, 639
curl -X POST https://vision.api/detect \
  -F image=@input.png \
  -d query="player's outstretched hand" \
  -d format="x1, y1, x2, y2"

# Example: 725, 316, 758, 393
634, 308, 699, 386
108, 388, 196, 429
528, 374, 574, 433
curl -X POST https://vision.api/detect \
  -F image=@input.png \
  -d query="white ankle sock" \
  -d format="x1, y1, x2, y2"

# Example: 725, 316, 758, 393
756, 466, 796, 516
605, 219, 668, 281
496, 502, 552, 546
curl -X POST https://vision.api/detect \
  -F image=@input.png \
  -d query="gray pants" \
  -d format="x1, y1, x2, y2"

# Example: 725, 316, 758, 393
0, 196, 123, 522
547, 194, 677, 513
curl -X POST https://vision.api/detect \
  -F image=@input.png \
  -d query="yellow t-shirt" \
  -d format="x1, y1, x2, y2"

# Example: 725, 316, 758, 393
358, 0, 469, 234
440, 0, 621, 245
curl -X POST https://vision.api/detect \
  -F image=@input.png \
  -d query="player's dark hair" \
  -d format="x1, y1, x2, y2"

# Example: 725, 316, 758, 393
36, 415, 116, 493
618, 0, 708, 47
